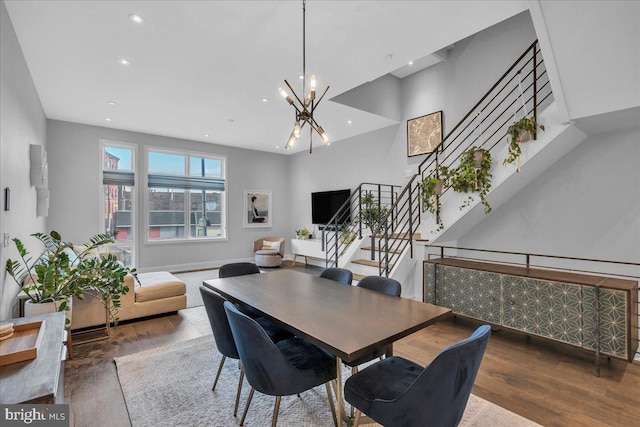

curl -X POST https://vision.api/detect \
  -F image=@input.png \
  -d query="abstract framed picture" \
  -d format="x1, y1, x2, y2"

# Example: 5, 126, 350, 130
407, 111, 443, 157
244, 190, 272, 228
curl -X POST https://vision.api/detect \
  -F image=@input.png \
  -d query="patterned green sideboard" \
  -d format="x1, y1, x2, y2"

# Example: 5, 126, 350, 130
424, 259, 638, 361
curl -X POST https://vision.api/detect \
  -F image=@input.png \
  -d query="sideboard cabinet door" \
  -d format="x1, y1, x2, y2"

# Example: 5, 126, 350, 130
502, 276, 582, 346
582, 287, 629, 359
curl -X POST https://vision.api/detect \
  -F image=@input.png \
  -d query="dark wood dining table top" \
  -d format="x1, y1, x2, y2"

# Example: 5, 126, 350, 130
203, 269, 452, 362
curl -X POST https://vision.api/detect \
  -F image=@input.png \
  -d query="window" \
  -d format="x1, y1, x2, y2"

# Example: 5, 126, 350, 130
101, 142, 136, 267
147, 149, 226, 241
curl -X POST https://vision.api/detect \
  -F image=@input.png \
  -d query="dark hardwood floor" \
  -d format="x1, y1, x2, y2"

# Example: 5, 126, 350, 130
65, 266, 640, 427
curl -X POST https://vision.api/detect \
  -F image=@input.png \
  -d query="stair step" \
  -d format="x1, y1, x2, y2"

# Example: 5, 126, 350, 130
352, 259, 395, 269
373, 232, 421, 240
353, 273, 365, 282
361, 246, 403, 254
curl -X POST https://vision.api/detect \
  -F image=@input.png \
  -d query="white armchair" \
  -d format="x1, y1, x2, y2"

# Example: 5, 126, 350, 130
253, 237, 285, 267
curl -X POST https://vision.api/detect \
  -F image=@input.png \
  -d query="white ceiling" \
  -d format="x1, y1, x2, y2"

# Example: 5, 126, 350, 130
5, 0, 527, 154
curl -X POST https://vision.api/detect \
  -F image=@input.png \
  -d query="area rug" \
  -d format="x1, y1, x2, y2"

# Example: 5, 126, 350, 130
115, 336, 541, 427
173, 269, 219, 308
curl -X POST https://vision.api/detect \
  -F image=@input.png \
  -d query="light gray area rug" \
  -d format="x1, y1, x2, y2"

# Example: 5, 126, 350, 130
115, 336, 541, 427
173, 269, 220, 308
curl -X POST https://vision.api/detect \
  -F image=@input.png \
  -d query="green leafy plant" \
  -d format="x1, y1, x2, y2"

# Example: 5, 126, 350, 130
420, 168, 449, 233
295, 228, 310, 239
504, 116, 545, 167
358, 192, 389, 235
339, 223, 356, 245
444, 147, 493, 214
6, 231, 136, 326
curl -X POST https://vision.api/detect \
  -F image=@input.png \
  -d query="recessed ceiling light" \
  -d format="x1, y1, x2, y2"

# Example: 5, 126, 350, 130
128, 14, 145, 24
108, 101, 116, 106
105, 118, 112, 122
118, 58, 130, 66
347, 120, 353, 124
204, 134, 209, 137
275, 145, 280, 149
408, 61, 414, 65
262, 98, 269, 103
298, 75, 304, 80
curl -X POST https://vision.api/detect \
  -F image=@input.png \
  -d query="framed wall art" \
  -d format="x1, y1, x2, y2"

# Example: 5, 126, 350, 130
244, 190, 272, 228
407, 111, 443, 157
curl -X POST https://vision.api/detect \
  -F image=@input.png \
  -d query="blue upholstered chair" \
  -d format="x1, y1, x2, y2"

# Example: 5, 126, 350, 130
218, 261, 263, 317
224, 301, 338, 427
356, 275, 401, 297
218, 262, 261, 278
199, 286, 292, 416
319, 267, 353, 285
344, 325, 491, 427
344, 276, 402, 370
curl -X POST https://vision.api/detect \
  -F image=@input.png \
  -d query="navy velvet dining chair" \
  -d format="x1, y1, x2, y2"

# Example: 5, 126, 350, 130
199, 286, 292, 417
344, 276, 402, 370
319, 267, 353, 285
218, 261, 263, 317
224, 301, 338, 427
356, 275, 401, 296
344, 324, 491, 427
218, 262, 261, 278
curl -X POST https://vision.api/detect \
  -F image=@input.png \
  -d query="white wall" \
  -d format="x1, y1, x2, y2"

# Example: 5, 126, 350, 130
457, 126, 640, 267
288, 124, 405, 237
46, 120, 291, 272
288, 11, 538, 233
535, 0, 640, 120
0, 0, 48, 320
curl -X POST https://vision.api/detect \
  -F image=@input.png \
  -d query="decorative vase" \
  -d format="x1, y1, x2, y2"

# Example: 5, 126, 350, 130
24, 298, 72, 324
432, 180, 443, 196
473, 151, 484, 169
518, 130, 532, 143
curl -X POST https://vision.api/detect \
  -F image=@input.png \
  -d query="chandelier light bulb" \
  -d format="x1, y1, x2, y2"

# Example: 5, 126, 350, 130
279, 87, 294, 105
310, 75, 316, 99
285, 132, 296, 149
294, 121, 301, 138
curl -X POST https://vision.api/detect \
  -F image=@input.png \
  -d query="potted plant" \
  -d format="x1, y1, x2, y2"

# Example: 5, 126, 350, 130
446, 146, 493, 214
295, 228, 310, 240
421, 170, 448, 233
358, 192, 389, 236
6, 231, 136, 327
339, 223, 356, 245
504, 116, 545, 171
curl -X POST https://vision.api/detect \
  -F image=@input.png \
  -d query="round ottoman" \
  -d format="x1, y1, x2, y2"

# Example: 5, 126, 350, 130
255, 249, 282, 267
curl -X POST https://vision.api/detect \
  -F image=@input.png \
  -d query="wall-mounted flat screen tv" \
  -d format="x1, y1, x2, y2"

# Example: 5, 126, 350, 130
311, 189, 351, 225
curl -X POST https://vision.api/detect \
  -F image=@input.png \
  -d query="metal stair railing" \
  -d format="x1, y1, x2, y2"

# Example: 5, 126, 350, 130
370, 40, 554, 277
322, 183, 400, 268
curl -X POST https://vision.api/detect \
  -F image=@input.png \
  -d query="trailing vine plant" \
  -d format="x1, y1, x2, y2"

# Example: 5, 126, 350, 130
420, 166, 449, 233
504, 116, 545, 170
444, 146, 493, 214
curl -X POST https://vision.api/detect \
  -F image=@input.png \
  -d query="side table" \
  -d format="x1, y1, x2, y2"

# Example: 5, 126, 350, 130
0, 312, 67, 404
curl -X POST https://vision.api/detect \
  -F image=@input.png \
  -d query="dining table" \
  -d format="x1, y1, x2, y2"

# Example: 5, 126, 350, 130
203, 269, 452, 426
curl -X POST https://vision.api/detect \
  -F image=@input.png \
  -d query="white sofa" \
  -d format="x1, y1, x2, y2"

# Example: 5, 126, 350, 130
71, 271, 187, 330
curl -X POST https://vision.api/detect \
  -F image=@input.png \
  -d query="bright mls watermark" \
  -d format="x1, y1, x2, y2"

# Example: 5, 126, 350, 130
1, 405, 69, 426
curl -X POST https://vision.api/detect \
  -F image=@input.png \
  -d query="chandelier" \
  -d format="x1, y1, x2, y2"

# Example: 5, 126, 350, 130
280, 0, 330, 153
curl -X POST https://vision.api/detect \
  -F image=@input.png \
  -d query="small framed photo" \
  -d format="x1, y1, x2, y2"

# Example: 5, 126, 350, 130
244, 190, 272, 228
407, 111, 443, 157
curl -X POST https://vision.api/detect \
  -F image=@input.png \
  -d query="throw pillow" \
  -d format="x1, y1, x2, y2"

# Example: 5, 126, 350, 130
270, 241, 281, 250
261, 241, 273, 250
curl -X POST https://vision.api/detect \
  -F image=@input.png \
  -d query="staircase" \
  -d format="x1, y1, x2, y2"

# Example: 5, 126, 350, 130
322, 40, 587, 290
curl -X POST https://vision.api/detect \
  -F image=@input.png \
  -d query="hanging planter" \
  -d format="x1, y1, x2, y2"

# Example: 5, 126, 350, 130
445, 147, 493, 214
503, 116, 545, 171
421, 168, 448, 233
473, 150, 484, 169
